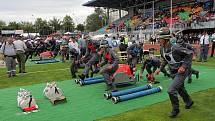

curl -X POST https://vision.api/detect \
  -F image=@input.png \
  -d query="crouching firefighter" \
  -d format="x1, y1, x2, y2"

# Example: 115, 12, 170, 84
126, 42, 142, 74
98, 40, 119, 91
157, 28, 194, 118
78, 38, 100, 80
140, 54, 161, 84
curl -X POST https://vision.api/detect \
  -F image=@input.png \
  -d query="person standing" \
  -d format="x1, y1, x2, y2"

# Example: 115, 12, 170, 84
13, 36, 27, 73
60, 37, 69, 62
104, 34, 113, 48
210, 32, 215, 57
157, 28, 194, 118
0, 37, 17, 77
198, 31, 210, 62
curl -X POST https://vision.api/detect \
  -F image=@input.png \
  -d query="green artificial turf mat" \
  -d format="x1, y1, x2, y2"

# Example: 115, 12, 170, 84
0, 66, 214, 121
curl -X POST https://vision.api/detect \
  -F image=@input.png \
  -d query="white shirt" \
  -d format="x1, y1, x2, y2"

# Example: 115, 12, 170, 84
200, 35, 210, 45
13, 40, 27, 52
68, 41, 80, 54
105, 37, 113, 48
212, 33, 215, 42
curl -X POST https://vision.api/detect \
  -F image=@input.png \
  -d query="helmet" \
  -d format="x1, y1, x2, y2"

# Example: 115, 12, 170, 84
100, 40, 109, 48
174, 30, 185, 45
176, 37, 185, 45
157, 27, 171, 39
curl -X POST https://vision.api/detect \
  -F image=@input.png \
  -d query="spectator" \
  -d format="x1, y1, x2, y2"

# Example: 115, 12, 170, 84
198, 31, 210, 62
0, 37, 17, 77
104, 34, 113, 48
112, 37, 119, 48
13, 36, 27, 73
60, 37, 69, 62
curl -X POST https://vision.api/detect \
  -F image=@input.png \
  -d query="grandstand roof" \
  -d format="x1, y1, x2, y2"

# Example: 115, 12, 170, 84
83, 0, 196, 9
83, 0, 125, 8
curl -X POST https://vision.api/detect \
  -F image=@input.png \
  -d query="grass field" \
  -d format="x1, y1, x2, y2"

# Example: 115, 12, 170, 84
0, 57, 215, 121
98, 88, 215, 121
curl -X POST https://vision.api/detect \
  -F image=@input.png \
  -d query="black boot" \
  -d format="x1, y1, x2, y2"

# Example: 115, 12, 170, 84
78, 74, 85, 80
7, 72, 12, 78
196, 71, 199, 79
86, 74, 89, 78
185, 101, 194, 109
105, 85, 112, 91
93, 68, 100, 73
164, 73, 170, 77
168, 93, 180, 118
188, 78, 192, 84
72, 74, 77, 78
169, 109, 180, 118
90, 72, 94, 78
110, 84, 118, 92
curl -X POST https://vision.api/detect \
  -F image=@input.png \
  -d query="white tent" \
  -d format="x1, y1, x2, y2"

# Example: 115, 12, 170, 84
64, 32, 72, 35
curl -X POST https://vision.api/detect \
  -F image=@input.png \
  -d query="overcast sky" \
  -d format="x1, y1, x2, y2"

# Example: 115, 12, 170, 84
0, 0, 94, 25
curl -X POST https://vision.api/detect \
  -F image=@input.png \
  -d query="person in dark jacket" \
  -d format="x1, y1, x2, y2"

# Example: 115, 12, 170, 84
157, 28, 194, 118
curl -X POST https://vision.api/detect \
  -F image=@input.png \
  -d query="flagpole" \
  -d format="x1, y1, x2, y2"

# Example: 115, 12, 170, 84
170, 0, 173, 34
152, 0, 155, 36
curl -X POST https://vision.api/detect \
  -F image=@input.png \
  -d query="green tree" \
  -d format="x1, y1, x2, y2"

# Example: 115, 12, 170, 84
20, 22, 35, 33
48, 17, 61, 32
34, 18, 52, 35
7, 22, 22, 30
62, 15, 75, 32
0, 20, 6, 30
85, 8, 106, 32
76, 24, 85, 32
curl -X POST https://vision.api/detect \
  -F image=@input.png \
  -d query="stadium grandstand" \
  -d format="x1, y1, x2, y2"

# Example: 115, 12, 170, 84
83, 0, 215, 42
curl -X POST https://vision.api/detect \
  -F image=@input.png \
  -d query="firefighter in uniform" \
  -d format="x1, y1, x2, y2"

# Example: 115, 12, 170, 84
140, 54, 161, 84
98, 40, 119, 91
78, 38, 100, 80
176, 32, 199, 83
126, 42, 142, 74
157, 28, 194, 118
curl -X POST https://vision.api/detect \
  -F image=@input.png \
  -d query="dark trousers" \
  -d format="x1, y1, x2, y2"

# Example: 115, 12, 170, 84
5, 56, 16, 75
82, 53, 99, 76
211, 42, 215, 57
25, 50, 34, 62
80, 48, 86, 57
168, 70, 192, 111
188, 68, 199, 80
145, 64, 159, 74
160, 62, 171, 77
16, 51, 26, 73
127, 56, 138, 68
199, 45, 209, 61
101, 64, 118, 86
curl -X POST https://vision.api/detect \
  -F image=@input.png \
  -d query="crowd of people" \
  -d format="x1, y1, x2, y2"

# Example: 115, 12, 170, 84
102, 2, 215, 34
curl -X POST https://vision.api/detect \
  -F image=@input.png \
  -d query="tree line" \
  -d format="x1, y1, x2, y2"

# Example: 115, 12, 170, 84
0, 8, 107, 35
